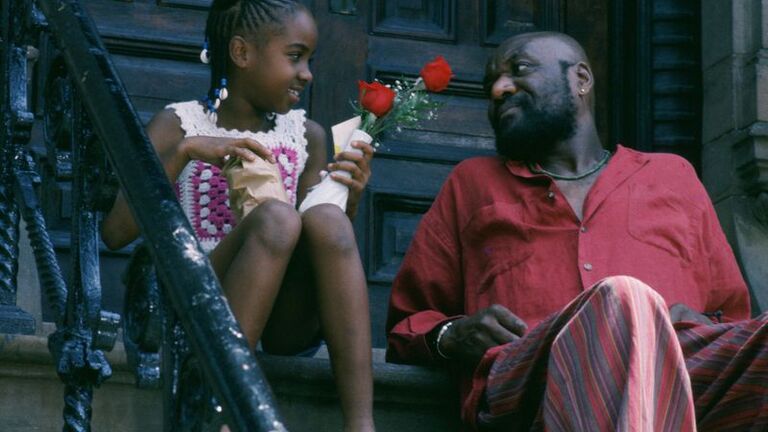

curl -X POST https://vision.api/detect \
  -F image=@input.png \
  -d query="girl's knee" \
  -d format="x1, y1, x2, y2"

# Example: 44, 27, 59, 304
301, 204, 357, 254
242, 199, 302, 252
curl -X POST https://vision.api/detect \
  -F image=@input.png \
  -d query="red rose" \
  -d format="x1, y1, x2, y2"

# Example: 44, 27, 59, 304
358, 81, 396, 117
420, 56, 452, 92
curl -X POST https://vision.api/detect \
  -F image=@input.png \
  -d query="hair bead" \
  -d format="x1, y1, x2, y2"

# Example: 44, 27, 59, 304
219, 78, 229, 101
200, 39, 210, 64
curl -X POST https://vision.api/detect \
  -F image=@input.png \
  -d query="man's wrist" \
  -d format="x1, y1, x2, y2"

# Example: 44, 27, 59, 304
428, 317, 464, 361
434, 321, 454, 359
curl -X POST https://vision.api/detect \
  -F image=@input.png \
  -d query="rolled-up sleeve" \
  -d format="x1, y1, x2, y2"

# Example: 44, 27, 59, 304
386, 176, 465, 365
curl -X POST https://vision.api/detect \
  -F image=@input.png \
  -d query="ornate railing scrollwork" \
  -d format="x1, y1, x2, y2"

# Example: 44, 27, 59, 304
0, 0, 39, 335
14, 150, 67, 325
2, 0, 286, 430
45, 92, 120, 431
43, 57, 76, 183
1, 0, 118, 429
123, 243, 163, 389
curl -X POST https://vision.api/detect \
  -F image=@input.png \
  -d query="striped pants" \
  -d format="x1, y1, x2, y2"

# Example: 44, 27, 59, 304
472, 276, 768, 431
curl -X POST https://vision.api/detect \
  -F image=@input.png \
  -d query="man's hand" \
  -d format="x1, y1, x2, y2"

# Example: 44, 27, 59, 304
439, 304, 527, 365
669, 303, 713, 326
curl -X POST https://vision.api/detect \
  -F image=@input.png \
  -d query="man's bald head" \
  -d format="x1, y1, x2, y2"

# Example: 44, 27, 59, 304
487, 32, 591, 82
506, 32, 589, 63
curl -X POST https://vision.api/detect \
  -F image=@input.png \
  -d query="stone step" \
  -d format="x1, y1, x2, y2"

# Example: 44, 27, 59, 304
0, 330, 162, 431
0, 331, 460, 431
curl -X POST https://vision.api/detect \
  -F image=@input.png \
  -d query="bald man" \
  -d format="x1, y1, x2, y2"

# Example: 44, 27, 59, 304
386, 32, 768, 431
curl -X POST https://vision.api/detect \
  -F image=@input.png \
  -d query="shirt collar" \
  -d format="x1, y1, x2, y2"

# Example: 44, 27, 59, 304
504, 158, 539, 179
503, 144, 646, 180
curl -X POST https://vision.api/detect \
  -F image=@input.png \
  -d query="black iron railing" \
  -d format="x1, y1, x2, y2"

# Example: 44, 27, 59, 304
0, 0, 284, 430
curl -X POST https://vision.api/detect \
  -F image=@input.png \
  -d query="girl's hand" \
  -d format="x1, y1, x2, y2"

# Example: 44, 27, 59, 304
181, 136, 276, 167
328, 140, 375, 217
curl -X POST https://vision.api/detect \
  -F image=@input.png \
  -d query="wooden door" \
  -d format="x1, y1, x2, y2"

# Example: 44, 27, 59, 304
308, 0, 610, 347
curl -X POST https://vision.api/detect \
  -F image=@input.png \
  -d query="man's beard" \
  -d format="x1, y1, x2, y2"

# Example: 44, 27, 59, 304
492, 79, 578, 163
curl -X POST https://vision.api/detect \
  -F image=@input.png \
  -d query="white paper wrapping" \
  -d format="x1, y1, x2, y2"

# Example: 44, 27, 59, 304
299, 128, 372, 214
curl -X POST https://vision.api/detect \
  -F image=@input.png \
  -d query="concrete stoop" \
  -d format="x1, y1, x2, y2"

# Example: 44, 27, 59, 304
0, 332, 162, 431
261, 349, 461, 431
0, 332, 461, 431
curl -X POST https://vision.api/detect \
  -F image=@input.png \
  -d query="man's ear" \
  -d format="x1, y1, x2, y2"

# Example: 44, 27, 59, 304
229, 35, 251, 68
574, 62, 593, 95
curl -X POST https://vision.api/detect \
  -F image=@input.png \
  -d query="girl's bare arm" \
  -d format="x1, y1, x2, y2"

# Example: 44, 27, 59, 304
101, 109, 187, 250
295, 118, 328, 206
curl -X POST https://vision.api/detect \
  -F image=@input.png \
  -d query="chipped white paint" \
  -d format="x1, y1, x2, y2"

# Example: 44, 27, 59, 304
172, 226, 206, 264
190, 292, 210, 307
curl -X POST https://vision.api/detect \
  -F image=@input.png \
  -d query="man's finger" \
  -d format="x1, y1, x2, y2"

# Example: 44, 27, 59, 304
484, 321, 519, 345
491, 305, 528, 336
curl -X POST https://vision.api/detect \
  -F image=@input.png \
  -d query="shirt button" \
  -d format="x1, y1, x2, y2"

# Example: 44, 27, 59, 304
547, 191, 556, 200
580, 226, 588, 233
583, 263, 593, 271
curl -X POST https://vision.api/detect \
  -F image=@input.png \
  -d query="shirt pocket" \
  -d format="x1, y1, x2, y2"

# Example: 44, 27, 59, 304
462, 203, 534, 293
627, 183, 699, 264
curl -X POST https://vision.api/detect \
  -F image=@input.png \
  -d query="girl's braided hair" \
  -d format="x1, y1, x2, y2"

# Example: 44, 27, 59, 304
204, 0, 303, 108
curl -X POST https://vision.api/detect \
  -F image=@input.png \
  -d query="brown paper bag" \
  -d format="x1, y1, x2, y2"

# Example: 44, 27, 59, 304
224, 157, 289, 222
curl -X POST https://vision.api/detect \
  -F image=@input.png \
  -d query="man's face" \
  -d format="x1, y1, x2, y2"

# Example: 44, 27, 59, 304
485, 37, 579, 162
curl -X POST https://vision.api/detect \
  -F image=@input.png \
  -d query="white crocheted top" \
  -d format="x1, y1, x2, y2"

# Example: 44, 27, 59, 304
167, 101, 309, 253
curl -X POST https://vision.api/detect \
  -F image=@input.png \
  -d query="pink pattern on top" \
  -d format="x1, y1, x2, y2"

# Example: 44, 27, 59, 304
174, 161, 234, 248
169, 101, 309, 253
175, 147, 304, 252
274, 147, 300, 195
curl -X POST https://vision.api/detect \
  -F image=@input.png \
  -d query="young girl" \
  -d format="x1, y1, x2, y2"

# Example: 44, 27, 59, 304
101, 1, 375, 430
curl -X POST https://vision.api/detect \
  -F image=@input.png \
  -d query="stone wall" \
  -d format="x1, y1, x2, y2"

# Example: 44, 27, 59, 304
702, 0, 768, 312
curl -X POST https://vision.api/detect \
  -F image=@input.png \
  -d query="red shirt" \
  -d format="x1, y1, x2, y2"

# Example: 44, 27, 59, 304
386, 145, 749, 366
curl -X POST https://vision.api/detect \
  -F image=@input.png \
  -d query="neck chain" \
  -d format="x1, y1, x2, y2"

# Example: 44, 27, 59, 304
528, 149, 611, 181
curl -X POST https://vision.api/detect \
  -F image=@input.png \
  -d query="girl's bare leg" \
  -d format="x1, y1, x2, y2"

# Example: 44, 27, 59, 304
302, 204, 375, 432
262, 204, 375, 431
209, 199, 302, 348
